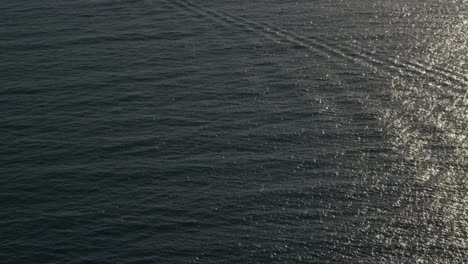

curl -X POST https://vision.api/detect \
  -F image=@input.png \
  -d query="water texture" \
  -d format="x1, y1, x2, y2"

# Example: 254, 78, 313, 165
1, 0, 467, 263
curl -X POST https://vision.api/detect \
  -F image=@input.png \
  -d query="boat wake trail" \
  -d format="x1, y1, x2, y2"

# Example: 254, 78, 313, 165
167, 0, 467, 97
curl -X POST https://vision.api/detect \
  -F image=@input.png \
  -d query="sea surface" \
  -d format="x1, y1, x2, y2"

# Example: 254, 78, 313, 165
1, 0, 467, 263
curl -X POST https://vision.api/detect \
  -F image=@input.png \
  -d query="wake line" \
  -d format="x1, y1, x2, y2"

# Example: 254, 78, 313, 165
342, 41, 468, 88
207, 4, 468, 90
169, 0, 386, 73
174, 0, 467, 98
180, 0, 384, 72
196, 0, 466, 96
168, 0, 289, 45
171, 0, 350, 63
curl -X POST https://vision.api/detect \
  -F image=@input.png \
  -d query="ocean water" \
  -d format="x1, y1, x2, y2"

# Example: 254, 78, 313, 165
1, 0, 467, 263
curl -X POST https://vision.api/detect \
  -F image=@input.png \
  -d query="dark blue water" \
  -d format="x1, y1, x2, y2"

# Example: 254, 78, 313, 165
1, 0, 467, 263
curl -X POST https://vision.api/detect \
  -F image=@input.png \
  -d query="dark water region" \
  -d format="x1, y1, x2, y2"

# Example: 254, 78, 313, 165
1, 0, 467, 263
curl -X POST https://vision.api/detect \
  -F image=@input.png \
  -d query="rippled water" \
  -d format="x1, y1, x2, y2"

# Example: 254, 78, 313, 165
1, 0, 467, 263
